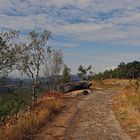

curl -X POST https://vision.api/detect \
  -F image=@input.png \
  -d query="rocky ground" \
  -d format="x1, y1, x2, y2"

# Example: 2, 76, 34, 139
32, 89, 132, 140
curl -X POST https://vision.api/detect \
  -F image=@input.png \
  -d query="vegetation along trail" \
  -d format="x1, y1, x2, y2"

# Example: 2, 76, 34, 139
34, 89, 132, 140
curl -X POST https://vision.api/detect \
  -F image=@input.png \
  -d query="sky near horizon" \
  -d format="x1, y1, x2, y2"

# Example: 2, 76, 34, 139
0, 0, 140, 75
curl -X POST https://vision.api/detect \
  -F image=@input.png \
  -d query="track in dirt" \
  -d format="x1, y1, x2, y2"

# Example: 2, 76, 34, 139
33, 89, 132, 140
63, 89, 131, 140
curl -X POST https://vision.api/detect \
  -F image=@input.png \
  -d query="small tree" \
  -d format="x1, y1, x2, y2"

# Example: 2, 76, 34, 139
0, 30, 18, 77
77, 65, 93, 80
44, 49, 63, 91
62, 64, 71, 83
16, 30, 51, 101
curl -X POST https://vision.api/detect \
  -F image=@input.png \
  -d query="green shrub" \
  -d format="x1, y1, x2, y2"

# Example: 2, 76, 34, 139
0, 90, 32, 121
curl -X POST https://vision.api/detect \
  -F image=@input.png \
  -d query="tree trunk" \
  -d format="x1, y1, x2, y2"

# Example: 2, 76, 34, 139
32, 84, 36, 100
31, 80, 37, 103
30, 82, 37, 109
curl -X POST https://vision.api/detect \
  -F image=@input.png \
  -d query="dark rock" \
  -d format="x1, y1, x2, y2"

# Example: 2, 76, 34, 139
60, 81, 92, 93
82, 90, 89, 95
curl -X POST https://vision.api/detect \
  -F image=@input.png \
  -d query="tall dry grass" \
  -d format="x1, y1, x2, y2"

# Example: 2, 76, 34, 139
0, 93, 63, 140
112, 80, 140, 140
91, 79, 130, 89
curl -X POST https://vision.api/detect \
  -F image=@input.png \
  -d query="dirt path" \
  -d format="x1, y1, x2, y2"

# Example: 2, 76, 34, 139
34, 89, 132, 140
63, 89, 131, 140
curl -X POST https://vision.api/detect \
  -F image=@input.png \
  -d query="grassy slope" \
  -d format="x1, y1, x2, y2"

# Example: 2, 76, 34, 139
112, 90, 140, 140
0, 79, 139, 139
0, 91, 63, 140
0, 90, 32, 121
107, 79, 140, 140
92, 79, 140, 139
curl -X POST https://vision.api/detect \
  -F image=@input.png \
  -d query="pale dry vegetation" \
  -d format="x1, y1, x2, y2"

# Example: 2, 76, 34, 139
112, 80, 140, 140
91, 79, 130, 90
0, 93, 63, 140
92, 79, 140, 139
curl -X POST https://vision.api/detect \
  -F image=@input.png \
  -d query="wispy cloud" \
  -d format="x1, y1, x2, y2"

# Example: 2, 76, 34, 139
0, 0, 140, 73
0, 0, 140, 46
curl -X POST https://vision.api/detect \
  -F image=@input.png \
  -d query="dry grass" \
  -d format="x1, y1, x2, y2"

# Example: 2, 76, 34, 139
104, 79, 130, 84
91, 80, 104, 89
91, 79, 130, 90
0, 93, 63, 140
112, 81, 140, 140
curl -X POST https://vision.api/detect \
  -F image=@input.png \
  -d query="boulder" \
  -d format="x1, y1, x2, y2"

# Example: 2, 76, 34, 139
60, 81, 92, 93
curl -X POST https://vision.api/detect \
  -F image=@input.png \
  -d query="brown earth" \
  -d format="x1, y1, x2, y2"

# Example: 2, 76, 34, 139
32, 89, 132, 140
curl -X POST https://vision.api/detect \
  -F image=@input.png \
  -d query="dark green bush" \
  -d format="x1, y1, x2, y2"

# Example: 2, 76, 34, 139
0, 89, 32, 121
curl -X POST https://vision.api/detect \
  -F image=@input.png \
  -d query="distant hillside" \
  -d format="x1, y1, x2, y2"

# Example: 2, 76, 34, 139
94, 61, 140, 80
0, 75, 80, 94
70, 75, 80, 82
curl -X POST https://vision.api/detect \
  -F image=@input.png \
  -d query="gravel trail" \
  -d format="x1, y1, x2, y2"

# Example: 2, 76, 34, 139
33, 89, 132, 140
63, 89, 131, 140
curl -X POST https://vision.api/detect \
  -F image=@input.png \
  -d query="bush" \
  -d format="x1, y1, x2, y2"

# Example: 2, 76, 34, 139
0, 90, 31, 121
0, 95, 62, 140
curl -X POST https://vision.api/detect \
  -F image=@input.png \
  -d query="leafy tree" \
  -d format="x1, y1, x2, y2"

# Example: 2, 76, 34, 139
62, 64, 71, 83
0, 76, 9, 86
78, 65, 86, 80
94, 72, 103, 80
77, 65, 93, 80
16, 30, 51, 101
0, 30, 18, 77
118, 62, 125, 69
44, 49, 63, 91
94, 61, 140, 80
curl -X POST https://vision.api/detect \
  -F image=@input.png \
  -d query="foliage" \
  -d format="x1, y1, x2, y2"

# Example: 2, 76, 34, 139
16, 30, 51, 101
44, 49, 63, 91
0, 76, 9, 86
77, 65, 93, 80
0, 30, 18, 77
0, 89, 31, 121
0, 29, 64, 139
62, 64, 71, 83
94, 61, 140, 80
0, 96, 62, 140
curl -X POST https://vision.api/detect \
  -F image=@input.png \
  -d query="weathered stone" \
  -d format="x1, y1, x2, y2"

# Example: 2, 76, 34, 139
60, 81, 92, 93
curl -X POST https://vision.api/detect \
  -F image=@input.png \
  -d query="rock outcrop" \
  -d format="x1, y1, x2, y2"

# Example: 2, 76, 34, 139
60, 81, 92, 93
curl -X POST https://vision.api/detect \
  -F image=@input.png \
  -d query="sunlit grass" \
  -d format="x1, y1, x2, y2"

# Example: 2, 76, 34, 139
112, 80, 140, 140
0, 93, 63, 140
91, 79, 131, 89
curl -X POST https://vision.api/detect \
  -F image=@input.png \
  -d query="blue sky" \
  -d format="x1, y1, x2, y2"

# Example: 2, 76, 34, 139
0, 0, 140, 74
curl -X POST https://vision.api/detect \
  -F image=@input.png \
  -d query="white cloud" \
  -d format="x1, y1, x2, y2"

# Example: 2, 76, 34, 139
0, 0, 140, 46
49, 42, 79, 48
1, 0, 140, 74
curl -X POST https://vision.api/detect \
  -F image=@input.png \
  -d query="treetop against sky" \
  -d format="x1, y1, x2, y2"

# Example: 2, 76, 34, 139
0, 0, 140, 74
